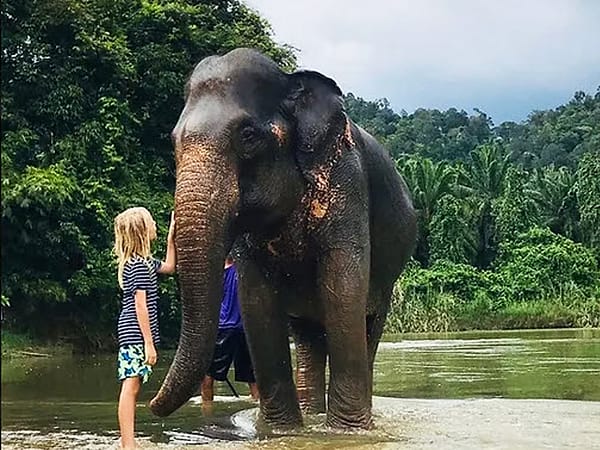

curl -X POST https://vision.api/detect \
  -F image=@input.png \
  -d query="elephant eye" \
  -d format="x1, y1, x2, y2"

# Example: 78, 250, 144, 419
235, 120, 271, 161
240, 125, 259, 143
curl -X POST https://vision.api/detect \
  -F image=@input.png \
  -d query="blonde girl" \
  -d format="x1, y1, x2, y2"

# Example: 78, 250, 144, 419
113, 207, 176, 450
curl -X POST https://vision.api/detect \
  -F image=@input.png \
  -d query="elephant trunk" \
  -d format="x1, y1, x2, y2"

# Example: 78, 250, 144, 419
150, 144, 238, 416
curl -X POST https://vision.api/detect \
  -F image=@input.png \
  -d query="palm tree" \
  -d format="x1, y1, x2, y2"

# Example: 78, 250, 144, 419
575, 150, 600, 250
526, 165, 579, 240
459, 144, 512, 268
461, 143, 511, 199
397, 156, 457, 266
429, 194, 479, 265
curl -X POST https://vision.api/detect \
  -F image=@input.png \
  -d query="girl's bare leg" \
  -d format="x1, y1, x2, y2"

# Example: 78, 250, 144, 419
118, 377, 141, 449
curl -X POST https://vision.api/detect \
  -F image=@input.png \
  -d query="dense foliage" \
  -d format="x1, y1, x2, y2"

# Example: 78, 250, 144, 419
1, 0, 295, 349
345, 91, 600, 332
2, 0, 598, 349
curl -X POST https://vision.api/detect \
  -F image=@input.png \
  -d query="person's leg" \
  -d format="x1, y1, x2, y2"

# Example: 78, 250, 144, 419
248, 382, 259, 401
201, 375, 215, 402
116, 344, 152, 448
233, 329, 259, 400
118, 376, 141, 449
203, 329, 235, 402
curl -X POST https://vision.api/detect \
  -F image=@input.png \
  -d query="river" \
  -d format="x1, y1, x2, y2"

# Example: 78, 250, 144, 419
2, 328, 599, 449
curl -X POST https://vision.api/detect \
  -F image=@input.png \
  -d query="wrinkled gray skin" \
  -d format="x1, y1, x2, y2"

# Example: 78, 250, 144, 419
150, 48, 417, 429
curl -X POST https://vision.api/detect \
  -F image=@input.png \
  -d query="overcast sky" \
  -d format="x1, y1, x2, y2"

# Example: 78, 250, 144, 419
244, 0, 600, 124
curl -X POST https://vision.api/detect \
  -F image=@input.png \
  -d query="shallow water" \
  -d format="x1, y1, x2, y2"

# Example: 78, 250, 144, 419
2, 328, 600, 448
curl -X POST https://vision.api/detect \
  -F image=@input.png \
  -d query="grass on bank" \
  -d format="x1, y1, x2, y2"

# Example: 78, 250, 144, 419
384, 284, 600, 334
1, 329, 72, 359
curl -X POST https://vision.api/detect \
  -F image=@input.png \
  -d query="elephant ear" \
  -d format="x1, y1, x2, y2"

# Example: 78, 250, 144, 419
283, 70, 347, 182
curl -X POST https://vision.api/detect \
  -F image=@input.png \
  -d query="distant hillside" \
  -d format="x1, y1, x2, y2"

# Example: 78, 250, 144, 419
344, 88, 600, 168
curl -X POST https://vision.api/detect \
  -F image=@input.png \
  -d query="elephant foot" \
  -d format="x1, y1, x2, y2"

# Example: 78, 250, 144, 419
260, 403, 303, 430
298, 391, 326, 415
326, 408, 373, 430
299, 400, 326, 415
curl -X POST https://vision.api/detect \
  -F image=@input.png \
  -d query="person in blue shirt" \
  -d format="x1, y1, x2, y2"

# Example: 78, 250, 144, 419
201, 255, 259, 402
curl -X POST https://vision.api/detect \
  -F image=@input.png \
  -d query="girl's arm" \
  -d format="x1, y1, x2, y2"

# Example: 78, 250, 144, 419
158, 212, 176, 275
134, 289, 157, 365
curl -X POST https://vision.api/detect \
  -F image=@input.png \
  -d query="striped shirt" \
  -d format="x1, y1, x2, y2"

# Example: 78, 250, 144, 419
117, 256, 162, 347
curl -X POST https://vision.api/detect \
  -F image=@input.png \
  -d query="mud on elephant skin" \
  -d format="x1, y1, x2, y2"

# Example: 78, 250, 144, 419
150, 48, 417, 429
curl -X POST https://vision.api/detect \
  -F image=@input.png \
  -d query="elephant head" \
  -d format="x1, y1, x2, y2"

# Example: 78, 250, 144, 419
150, 48, 349, 416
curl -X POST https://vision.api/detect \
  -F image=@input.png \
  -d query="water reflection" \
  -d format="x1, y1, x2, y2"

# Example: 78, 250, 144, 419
375, 328, 600, 401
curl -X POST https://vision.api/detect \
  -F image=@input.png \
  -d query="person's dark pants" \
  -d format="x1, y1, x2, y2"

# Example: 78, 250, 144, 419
208, 328, 256, 383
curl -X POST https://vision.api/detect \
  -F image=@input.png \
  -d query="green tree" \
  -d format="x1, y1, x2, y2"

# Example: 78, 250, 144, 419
525, 166, 579, 241
344, 94, 400, 140
494, 166, 539, 243
397, 156, 457, 267
501, 89, 600, 168
459, 143, 511, 268
496, 228, 599, 301
1, 0, 295, 348
429, 195, 479, 265
575, 150, 600, 253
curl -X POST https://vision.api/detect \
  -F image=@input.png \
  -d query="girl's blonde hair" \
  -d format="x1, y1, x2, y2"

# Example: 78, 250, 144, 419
114, 207, 156, 288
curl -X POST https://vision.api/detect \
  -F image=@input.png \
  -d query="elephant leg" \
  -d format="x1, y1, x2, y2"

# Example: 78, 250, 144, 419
320, 247, 372, 429
237, 258, 302, 428
289, 317, 327, 414
366, 285, 393, 405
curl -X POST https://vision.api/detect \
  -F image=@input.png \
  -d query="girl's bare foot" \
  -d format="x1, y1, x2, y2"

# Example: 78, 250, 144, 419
118, 437, 140, 449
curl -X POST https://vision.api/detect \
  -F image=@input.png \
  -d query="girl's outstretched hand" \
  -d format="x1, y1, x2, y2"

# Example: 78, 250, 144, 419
167, 211, 175, 241
158, 211, 177, 275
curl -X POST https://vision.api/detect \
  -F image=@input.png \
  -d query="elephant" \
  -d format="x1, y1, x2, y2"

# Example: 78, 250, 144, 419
150, 48, 417, 430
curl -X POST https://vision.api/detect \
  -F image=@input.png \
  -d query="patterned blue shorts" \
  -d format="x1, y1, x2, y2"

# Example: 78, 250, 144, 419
117, 344, 152, 384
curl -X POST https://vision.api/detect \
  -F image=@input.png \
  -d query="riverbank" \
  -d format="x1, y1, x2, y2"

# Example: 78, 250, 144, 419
4, 319, 600, 355
385, 289, 600, 334
1, 330, 72, 359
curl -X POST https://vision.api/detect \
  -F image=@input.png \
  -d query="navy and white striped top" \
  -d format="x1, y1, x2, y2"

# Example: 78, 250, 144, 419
117, 256, 162, 347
